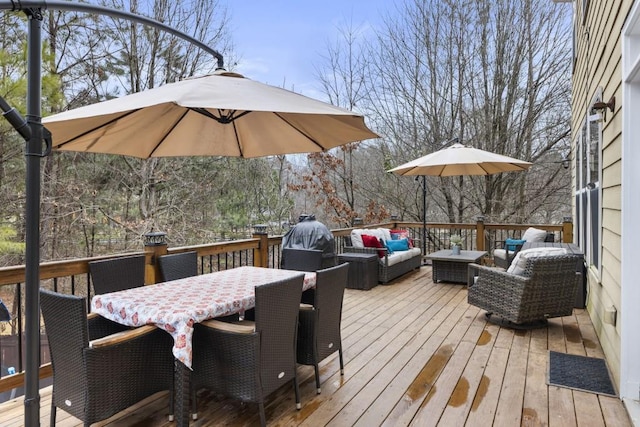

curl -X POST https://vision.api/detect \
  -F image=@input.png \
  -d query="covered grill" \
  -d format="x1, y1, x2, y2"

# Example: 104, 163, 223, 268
281, 214, 336, 268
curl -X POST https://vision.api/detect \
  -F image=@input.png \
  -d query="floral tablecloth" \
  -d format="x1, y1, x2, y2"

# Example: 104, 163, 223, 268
91, 266, 315, 368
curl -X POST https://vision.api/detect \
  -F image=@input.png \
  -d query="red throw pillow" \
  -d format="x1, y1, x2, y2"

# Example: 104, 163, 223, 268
361, 234, 385, 258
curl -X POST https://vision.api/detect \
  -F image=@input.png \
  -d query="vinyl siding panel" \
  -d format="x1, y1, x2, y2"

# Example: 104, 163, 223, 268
571, 0, 630, 391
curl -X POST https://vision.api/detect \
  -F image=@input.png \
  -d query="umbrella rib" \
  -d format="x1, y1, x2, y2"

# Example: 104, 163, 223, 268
52, 109, 140, 149
147, 109, 191, 157
273, 112, 324, 149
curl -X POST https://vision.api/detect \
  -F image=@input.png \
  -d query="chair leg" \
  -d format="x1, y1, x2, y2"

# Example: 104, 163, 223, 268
50, 402, 56, 427
294, 375, 301, 410
191, 384, 198, 420
259, 402, 267, 427
314, 363, 321, 394
339, 348, 344, 375
168, 381, 175, 421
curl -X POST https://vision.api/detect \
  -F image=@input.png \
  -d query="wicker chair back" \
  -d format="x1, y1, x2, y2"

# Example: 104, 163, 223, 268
89, 254, 145, 295
158, 251, 198, 282
281, 247, 323, 271
297, 262, 349, 392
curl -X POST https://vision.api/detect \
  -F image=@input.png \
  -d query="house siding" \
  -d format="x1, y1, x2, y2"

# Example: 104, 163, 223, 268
571, 0, 629, 389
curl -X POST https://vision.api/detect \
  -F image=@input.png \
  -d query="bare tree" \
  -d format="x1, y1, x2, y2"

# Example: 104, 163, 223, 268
39, 0, 235, 259
304, 21, 390, 227
363, 0, 572, 224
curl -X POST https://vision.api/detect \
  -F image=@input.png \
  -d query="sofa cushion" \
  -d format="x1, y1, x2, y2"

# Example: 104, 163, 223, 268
351, 228, 391, 249
386, 248, 422, 266
507, 247, 568, 276
521, 227, 548, 242
361, 234, 385, 258
386, 238, 410, 252
390, 229, 414, 248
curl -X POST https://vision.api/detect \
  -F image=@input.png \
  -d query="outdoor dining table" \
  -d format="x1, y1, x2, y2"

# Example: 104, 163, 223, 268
90, 265, 316, 427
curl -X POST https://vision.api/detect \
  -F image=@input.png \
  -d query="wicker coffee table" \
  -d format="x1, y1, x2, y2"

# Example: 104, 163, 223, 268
426, 250, 487, 283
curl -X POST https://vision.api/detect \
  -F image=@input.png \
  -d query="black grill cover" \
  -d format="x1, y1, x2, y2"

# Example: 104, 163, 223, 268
281, 214, 336, 268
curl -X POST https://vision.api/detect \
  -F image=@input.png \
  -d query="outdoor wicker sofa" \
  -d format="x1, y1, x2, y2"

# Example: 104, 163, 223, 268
344, 228, 421, 283
468, 250, 583, 327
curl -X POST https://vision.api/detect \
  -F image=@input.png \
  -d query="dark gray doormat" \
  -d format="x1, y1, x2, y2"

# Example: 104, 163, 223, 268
548, 351, 616, 396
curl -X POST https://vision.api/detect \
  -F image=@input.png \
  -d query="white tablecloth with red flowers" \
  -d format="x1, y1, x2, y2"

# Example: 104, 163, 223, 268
91, 266, 315, 369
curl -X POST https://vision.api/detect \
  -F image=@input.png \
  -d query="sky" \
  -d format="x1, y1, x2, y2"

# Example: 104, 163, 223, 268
219, 0, 393, 100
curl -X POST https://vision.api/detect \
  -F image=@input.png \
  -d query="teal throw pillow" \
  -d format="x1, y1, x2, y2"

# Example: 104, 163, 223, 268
505, 238, 526, 251
383, 240, 394, 254
386, 238, 410, 252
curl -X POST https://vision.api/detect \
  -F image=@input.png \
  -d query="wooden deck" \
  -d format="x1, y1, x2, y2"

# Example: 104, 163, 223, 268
0, 266, 632, 426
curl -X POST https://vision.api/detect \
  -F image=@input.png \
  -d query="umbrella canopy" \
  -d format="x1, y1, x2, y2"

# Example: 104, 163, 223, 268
387, 143, 532, 176
43, 70, 378, 158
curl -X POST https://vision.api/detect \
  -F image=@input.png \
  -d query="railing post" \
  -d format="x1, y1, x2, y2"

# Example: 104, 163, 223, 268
144, 231, 168, 284
390, 214, 398, 229
252, 225, 269, 268
476, 216, 486, 252
562, 217, 574, 243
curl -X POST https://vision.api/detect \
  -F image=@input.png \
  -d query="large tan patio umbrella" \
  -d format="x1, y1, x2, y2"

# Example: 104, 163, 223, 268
43, 69, 378, 158
387, 143, 532, 256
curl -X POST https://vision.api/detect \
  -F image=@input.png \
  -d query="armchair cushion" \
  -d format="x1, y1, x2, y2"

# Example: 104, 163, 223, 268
507, 247, 568, 276
505, 238, 526, 251
521, 227, 548, 242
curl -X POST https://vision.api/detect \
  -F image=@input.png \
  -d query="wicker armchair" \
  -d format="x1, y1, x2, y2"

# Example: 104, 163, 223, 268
40, 289, 174, 427
158, 251, 198, 282
297, 262, 349, 393
468, 254, 583, 327
89, 254, 145, 294
191, 274, 304, 427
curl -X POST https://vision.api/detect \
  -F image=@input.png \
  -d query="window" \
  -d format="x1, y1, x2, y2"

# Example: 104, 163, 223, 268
574, 109, 601, 271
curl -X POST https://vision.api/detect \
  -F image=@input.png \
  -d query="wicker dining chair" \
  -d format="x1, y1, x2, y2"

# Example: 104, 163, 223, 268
281, 247, 323, 271
281, 248, 323, 305
89, 254, 145, 294
468, 253, 583, 328
191, 274, 305, 427
158, 251, 198, 282
39, 289, 174, 427
297, 262, 349, 393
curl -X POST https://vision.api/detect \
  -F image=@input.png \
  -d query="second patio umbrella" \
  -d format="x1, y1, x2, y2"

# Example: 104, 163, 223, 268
387, 143, 532, 256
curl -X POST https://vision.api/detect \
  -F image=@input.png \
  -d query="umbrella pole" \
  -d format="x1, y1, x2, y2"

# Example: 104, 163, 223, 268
422, 175, 427, 263
25, 10, 44, 425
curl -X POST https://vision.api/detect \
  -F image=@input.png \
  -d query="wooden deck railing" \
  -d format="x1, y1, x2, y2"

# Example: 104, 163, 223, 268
0, 219, 572, 398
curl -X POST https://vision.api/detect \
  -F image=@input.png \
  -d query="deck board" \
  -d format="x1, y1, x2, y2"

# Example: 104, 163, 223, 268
0, 266, 632, 426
